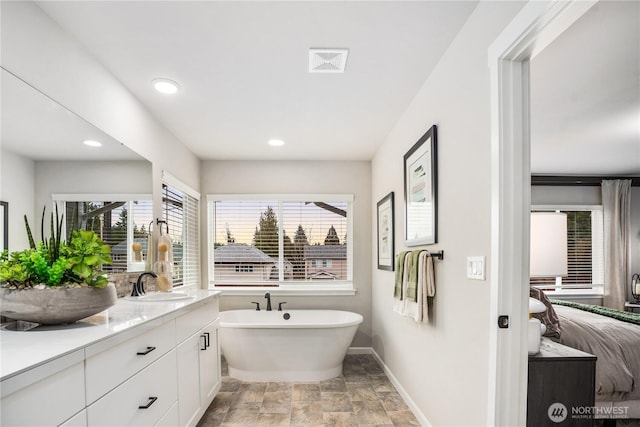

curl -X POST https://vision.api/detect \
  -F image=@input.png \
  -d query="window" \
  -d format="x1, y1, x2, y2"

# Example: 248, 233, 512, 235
208, 194, 353, 291
53, 194, 153, 273
162, 172, 200, 288
530, 206, 604, 294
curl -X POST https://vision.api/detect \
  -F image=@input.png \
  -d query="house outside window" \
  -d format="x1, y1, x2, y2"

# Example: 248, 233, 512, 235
305, 248, 343, 280
208, 194, 353, 291
235, 265, 255, 273
530, 206, 604, 295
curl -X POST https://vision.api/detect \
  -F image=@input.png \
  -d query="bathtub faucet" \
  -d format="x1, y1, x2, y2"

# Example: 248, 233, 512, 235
264, 292, 272, 311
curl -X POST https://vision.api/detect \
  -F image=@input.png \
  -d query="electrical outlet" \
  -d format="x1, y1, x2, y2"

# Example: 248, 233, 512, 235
467, 256, 486, 280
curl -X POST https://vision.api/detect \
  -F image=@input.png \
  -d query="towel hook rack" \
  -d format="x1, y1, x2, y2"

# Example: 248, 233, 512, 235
155, 218, 168, 235
396, 250, 444, 260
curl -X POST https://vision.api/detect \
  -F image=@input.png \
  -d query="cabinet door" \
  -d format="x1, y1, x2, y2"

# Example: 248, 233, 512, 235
200, 323, 220, 407
156, 402, 179, 427
177, 331, 204, 427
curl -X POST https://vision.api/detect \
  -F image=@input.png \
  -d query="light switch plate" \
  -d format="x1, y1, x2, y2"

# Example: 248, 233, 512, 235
467, 256, 486, 280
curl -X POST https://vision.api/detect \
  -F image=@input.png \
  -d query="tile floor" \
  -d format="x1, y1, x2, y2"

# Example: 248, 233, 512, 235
197, 354, 420, 427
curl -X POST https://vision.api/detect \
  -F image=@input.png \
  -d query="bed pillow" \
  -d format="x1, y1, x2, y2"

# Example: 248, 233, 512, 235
530, 287, 561, 339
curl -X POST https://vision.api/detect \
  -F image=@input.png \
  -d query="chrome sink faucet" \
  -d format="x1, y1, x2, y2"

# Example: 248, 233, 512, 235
131, 272, 157, 297
264, 292, 272, 311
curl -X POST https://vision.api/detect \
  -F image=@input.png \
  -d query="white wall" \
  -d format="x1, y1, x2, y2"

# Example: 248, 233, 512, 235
201, 160, 372, 346
0, 149, 35, 251
370, 2, 524, 426
0, 1, 200, 220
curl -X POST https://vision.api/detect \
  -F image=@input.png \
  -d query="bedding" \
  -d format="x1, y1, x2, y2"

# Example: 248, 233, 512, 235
530, 287, 561, 338
551, 303, 640, 402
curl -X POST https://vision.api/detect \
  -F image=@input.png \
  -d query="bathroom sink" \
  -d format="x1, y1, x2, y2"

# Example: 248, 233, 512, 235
125, 292, 193, 302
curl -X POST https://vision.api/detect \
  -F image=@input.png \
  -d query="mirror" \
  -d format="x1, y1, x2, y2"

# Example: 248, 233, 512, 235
0, 67, 153, 272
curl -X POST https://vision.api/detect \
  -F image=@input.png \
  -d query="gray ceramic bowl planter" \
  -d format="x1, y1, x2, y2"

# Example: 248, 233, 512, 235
0, 283, 117, 325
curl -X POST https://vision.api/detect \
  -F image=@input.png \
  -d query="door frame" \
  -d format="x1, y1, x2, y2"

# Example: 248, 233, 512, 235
487, 1, 598, 425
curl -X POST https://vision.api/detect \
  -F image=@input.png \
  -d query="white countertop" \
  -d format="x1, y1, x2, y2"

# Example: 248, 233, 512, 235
0, 289, 221, 381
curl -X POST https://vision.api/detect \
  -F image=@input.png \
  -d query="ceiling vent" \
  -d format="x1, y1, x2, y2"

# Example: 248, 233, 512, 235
309, 48, 349, 73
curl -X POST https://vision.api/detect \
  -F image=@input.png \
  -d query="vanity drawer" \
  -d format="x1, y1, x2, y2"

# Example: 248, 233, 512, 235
85, 320, 176, 403
1, 359, 85, 427
175, 297, 219, 343
87, 349, 178, 427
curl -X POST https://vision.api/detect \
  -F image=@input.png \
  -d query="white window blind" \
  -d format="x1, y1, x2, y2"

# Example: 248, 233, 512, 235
53, 195, 153, 273
208, 195, 353, 289
162, 175, 200, 288
530, 207, 604, 293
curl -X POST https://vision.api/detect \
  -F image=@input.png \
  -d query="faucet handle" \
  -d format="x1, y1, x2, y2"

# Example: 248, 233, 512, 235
251, 302, 261, 311
131, 284, 142, 297
278, 302, 287, 311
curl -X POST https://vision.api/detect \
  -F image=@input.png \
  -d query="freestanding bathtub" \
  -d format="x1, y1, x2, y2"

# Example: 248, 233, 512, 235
219, 309, 363, 382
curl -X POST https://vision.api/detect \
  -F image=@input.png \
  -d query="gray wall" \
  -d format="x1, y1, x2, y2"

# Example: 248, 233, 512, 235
34, 160, 152, 213
200, 160, 372, 347
0, 149, 35, 251
370, 2, 524, 425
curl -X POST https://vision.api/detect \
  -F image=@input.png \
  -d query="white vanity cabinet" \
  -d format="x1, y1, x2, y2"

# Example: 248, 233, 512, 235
85, 319, 176, 404
87, 350, 178, 426
60, 410, 88, 427
0, 291, 221, 427
0, 350, 86, 427
176, 298, 221, 427
199, 322, 220, 405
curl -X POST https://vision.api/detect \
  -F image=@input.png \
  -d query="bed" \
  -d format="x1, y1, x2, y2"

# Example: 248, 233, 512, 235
547, 299, 640, 419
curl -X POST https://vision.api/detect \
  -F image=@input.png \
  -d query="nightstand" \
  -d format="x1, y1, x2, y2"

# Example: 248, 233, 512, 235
624, 301, 640, 313
527, 338, 596, 426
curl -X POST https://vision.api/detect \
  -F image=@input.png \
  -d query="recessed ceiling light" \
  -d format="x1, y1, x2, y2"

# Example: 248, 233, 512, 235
268, 139, 285, 147
82, 140, 102, 147
152, 78, 180, 94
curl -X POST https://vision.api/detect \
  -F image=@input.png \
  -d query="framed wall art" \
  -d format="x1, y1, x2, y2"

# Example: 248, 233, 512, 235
377, 192, 394, 270
404, 125, 437, 246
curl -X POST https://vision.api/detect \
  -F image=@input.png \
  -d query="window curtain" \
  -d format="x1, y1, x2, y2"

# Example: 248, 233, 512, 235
602, 179, 631, 311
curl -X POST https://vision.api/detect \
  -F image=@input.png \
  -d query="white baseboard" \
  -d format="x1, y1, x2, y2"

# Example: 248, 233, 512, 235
348, 347, 432, 427
346, 347, 372, 355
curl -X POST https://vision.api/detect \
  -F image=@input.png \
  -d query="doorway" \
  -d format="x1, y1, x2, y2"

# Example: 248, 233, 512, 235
487, 1, 598, 425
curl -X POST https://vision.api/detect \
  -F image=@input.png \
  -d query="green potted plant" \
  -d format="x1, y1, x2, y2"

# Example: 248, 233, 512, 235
0, 206, 117, 325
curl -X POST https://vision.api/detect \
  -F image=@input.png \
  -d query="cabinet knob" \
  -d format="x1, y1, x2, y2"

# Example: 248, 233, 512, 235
138, 396, 158, 409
